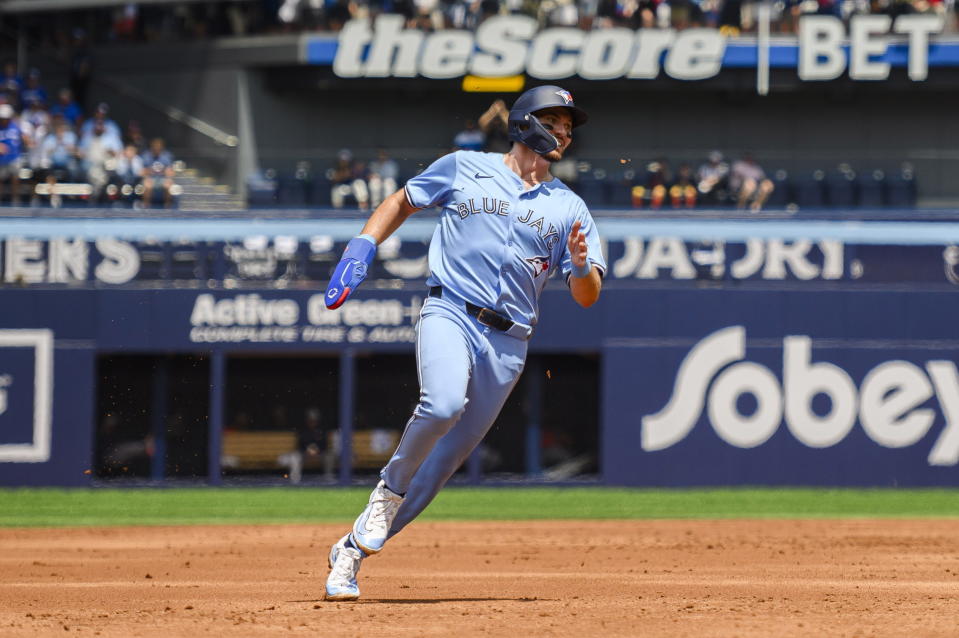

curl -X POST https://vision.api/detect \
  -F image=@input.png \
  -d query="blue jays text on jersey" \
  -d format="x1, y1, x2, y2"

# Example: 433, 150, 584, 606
404, 150, 606, 327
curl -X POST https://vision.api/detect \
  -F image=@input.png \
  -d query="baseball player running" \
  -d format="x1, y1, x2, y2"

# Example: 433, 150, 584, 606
323, 85, 606, 601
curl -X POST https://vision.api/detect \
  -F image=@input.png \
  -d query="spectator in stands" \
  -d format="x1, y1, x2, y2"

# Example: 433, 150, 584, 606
411, 0, 446, 30
124, 119, 147, 151
80, 102, 123, 148
0, 60, 23, 108
329, 148, 370, 209
79, 118, 123, 203
718, 0, 743, 34
20, 69, 48, 111
591, 0, 617, 26
478, 98, 510, 153
544, 0, 579, 25
112, 144, 144, 206
40, 118, 80, 181
280, 406, 335, 484
0, 104, 26, 205
20, 96, 51, 177
38, 118, 80, 208
632, 158, 671, 208
448, 0, 478, 28
730, 151, 774, 211
453, 118, 485, 151
140, 137, 177, 208
696, 150, 730, 206
670, 162, 698, 208
50, 88, 82, 127
367, 148, 399, 209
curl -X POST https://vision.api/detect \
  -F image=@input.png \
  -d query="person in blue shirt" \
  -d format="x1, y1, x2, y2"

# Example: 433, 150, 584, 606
19, 68, 48, 110
323, 85, 605, 601
0, 60, 22, 108
50, 88, 82, 127
79, 102, 123, 148
140, 137, 176, 208
452, 118, 485, 151
0, 103, 25, 205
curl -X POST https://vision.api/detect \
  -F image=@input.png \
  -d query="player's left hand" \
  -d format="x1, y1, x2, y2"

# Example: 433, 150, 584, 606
568, 220, 590, 275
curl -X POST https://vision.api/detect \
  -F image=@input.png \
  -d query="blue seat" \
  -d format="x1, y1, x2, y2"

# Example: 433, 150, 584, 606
856, 170, 885, 207
576, 172, 607, 208
311, 173, 332, 207
825, 169, 857, 208
886, 167, 917, 208
605, 168, 634, 208
794, 170, 826, 208
765, 169, 791, 208
247, 170, 279, 208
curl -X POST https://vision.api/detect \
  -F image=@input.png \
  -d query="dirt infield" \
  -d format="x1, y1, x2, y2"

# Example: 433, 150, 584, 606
1, 520, 957, 637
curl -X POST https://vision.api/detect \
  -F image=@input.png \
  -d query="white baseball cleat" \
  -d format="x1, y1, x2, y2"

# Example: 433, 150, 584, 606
327, 533, 351, 569
351, 479, 404, 554
325, 535, 363, 601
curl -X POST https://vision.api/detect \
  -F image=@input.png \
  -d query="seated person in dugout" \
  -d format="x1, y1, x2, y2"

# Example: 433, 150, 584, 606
730, 151, 774, 212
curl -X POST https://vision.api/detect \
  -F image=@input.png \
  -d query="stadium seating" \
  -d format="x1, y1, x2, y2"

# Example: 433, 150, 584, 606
574, 168, 608, 208
247, 158, 922, 211
856, 170, 886, 207
604, 167, 636, 208
765, 169, 792, 208
794, 169, 827, 208
886, 165, 918, 207
825, 165, 857, 208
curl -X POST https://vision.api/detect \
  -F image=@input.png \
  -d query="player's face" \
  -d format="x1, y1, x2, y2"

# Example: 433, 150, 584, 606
535, 108, 573, 162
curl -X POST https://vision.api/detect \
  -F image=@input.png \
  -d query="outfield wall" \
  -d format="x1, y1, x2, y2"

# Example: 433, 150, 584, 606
1, 219, 958, 487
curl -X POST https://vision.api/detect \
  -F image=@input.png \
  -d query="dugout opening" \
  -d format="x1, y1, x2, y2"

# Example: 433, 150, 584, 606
95, 354, 210, 480
483, 353, 601, 481
93, 351, 601, 484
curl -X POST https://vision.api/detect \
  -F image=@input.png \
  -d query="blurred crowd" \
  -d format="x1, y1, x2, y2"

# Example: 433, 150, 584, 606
274, 0, 955, 34
9, 0, 955, 51
0, 64, 179, 208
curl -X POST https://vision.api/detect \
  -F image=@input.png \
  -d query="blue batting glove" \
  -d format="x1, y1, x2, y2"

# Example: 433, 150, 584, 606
325, 235, 377, 309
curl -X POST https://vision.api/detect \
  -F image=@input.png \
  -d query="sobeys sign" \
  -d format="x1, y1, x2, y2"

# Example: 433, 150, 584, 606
331, 14, 947, 82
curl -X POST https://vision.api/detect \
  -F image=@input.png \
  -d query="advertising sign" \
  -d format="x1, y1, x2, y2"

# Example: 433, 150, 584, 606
0, 330, 53, 463
602, 293, 959, 486
311, 14, 953, 82
3, 236, 959, 287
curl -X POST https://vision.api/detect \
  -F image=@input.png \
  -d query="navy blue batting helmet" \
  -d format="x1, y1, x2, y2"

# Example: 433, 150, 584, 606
508, 85, 588, 155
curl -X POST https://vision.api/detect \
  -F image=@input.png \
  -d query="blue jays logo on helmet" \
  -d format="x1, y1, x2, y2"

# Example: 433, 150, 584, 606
525, 256, 550, 277
554, 90, 573, 105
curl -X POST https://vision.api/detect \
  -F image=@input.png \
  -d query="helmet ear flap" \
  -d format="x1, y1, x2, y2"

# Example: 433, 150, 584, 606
509, 112, 559, 155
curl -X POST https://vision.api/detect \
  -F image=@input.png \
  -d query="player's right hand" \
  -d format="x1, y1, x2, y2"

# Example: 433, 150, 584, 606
325, 235, 377, 310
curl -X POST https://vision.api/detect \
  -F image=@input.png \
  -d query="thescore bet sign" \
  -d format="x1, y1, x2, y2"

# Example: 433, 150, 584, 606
334, 14, 944, 82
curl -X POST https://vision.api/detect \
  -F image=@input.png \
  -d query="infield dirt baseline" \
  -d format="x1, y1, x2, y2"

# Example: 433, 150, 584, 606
1, 519, 958, 637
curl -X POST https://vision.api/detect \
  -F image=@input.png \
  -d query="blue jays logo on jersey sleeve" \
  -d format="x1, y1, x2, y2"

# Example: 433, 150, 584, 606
525, 256, 550, 277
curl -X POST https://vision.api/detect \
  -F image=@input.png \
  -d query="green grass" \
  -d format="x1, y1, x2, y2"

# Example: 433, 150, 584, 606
1, 487, 958, 528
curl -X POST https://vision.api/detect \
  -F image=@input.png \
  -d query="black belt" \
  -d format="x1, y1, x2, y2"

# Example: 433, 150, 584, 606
429, 286, 515, 332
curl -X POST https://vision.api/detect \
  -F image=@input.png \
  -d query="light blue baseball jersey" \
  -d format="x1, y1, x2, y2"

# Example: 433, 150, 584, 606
404, 150, 606, 326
